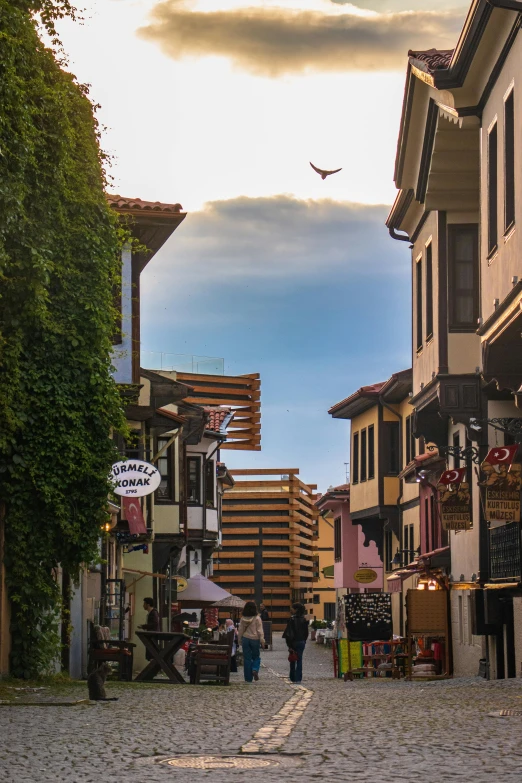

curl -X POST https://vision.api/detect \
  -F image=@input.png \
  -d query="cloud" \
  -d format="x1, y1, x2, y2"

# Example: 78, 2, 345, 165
138, 1, 464, 76
144, 195, 408, 288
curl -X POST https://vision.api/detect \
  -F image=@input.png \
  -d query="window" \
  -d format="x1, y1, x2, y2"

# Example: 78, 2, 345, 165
385, 529, 393, 572
453, 431, 461, 469
324, 603, 336, 622
334, 516, 342, 562
505, 90, 515, 232
383, 422, 400, 475
488, 122, 498, 255
352, 432, 359, 484
425, 242, 433, 341
403, 524, 415, 565
416, 258, 423, 351
448, 225, 479, 330
405, 414, 416, 465
360, 429, 367, 482
313, 593, 320, 605
156, 437, 174, 502
187, 457, 201, 504
205, 459, 215, 507
368, 425, 375, 480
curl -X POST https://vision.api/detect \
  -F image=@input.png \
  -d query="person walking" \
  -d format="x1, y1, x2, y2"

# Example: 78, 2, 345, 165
238, 601, 265, 682
225, 618, 238, 673
283, 602, 309, 684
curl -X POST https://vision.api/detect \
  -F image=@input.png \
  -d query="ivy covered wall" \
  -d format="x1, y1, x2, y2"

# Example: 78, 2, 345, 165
0, 1, 125, 677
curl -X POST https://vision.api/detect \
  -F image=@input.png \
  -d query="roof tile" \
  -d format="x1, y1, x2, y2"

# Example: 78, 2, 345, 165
107, 194, 184, 214
408, 48, 453, 75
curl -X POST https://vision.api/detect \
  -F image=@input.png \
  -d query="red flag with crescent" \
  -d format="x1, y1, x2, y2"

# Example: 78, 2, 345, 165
438, 467, 467, 485
482, 445, 518, 467
122, 497, 147, 536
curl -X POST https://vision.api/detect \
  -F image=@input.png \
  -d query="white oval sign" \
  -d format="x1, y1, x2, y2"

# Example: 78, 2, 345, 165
110, 459, 161, 497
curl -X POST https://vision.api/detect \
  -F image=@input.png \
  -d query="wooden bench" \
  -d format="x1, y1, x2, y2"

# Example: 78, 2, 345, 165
88, 623, 135, 681
193, 644, 231, 686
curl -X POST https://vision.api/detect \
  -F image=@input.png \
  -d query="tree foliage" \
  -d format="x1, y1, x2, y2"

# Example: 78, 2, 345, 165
0, 1, 125, 677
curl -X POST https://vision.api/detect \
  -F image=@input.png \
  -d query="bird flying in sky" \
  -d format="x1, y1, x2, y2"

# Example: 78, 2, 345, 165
310, 162, 342, 180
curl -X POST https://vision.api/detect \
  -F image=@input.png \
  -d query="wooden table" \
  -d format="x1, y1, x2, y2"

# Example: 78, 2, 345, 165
134, 631, 189, 684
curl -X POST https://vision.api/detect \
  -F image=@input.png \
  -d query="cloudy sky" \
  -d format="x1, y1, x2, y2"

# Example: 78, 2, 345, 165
57, 0, 466, 490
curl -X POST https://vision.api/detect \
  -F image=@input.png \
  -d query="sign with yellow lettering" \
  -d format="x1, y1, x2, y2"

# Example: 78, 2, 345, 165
354, 568, 378, 584
481, 462, 521, 524
438, 481, 472, 531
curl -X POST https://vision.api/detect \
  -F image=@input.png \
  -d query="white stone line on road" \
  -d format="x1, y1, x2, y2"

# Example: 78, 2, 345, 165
240, 668, 314, 754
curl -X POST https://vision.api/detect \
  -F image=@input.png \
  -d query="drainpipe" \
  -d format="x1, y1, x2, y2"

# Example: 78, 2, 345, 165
388, 226, 411, 242
380, 396, 405, 634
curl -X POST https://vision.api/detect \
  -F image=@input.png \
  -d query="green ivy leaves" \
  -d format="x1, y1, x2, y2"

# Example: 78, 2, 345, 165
0, 2, 126, 677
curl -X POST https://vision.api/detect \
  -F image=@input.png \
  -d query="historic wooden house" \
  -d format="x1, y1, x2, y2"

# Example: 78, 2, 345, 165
387, 0, 522, 677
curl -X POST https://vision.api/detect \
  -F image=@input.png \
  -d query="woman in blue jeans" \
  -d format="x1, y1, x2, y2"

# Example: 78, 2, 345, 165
238, 601, 266, 682
283, 602, 309, 684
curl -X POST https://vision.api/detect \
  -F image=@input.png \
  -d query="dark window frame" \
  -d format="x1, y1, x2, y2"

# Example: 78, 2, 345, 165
360, 428, 367, 483
334, 516, 342, 562
205, 459, 216, 508
352, 432, 359, 485
187, 456, 202, 505
448, 224, 479, 332
156, 436, 175, 504
425, 241, 433, 341
405, 415, 411, 466
416, 257, 423, 351
385, 528, 393, 572
368, 425, 375, 480
488, 121, 498, 256
504, 89, 515, 234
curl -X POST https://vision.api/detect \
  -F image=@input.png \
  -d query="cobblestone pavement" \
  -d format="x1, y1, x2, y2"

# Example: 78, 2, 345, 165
1, 637, 522, 782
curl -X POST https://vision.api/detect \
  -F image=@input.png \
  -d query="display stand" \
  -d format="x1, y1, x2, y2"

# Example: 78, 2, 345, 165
406, 588, 451, 679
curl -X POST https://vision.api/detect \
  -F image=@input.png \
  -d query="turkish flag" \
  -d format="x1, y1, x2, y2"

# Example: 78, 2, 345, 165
483, 445, 519, 466
438, 467, 467, 485
122, 497, 147, 536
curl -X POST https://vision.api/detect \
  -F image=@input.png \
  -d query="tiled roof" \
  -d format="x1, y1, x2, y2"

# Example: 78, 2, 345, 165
408, 48, 453, 75
204, 407, 233, 433
107, 195, 184, 214
328, 382, 386, 415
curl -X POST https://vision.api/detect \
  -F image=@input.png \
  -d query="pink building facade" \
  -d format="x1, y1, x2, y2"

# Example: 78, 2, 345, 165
316, 485, 383, 591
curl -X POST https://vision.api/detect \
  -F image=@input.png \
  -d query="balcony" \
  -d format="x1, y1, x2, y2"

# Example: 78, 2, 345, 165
141, 351, 224, 375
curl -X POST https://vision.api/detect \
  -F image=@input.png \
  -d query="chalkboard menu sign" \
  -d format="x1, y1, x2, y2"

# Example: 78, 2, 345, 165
344, 593, 392, 642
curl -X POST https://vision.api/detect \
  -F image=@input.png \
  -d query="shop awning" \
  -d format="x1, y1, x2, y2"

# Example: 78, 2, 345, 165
387, 566, 419, 592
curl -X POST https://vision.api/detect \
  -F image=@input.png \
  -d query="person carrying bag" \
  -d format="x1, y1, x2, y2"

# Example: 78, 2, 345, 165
283, 602, 309, 684
238, 601, 266, 682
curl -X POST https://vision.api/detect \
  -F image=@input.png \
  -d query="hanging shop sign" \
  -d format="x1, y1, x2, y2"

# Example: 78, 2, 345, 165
176, 577, 188, 593
354, 568, 378, 584
110, 459, 161, 497
437, 467, 472, 531
480, 448, 521, 524
344, 593, 392, 642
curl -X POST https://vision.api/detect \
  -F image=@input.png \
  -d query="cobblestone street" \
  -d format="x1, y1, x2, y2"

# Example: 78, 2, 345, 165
2, 637, 522, 781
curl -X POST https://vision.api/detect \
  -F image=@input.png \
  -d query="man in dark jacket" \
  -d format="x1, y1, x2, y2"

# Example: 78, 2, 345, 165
140, 597, 160, 660
259, 602, 270, 622
282, 602, 309, 684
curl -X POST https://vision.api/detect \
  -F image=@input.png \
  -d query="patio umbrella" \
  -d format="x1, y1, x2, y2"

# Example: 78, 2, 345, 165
212, 595, 246, 609
178, 573, 233, 608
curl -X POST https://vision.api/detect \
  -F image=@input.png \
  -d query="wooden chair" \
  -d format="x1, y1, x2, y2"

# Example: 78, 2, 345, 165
87, 623, 135, 681
194, 644, 231, 686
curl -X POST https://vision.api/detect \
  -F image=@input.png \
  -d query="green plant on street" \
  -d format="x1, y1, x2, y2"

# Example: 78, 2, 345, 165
0, 1, 126, 677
